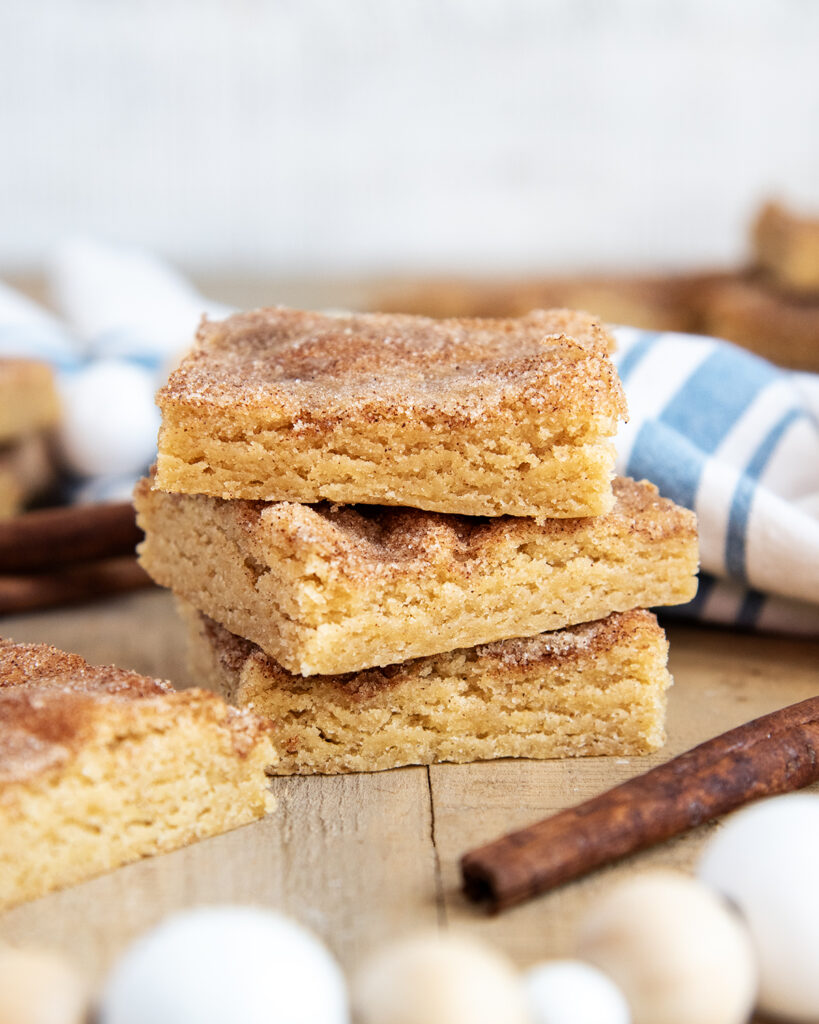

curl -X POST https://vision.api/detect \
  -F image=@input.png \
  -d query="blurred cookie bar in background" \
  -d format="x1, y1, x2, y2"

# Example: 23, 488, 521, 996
753, 201, 819, 296
376, 200, 819, 372
0, 359, 60, 517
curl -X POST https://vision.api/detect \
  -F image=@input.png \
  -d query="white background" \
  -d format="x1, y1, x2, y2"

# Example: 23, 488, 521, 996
1, 0, 818, 274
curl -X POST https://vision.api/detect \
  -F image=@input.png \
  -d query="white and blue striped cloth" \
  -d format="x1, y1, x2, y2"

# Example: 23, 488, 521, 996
612, 327, 819, 635
1, 241, 818, 633
0, 240, 229, 503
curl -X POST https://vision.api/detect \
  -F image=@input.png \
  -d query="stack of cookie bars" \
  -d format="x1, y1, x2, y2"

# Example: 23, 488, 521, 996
135, 307, 698, 774
706, 201, 819, 369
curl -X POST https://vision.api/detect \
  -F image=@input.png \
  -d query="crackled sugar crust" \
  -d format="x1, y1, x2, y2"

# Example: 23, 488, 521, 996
183, 604, 672, 775
135, 474, 698, 676
0, 637, 277, 910
155, 307, 627, 517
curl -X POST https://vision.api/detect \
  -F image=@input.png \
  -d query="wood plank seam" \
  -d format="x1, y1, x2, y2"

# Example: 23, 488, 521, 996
426, 766, 447, 927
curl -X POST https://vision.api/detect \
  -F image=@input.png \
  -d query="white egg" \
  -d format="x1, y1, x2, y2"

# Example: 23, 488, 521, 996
57, 359, 160, 478
577, 869, 757, 1024
352, 931, 531, 1024
524, 960, 630, 1024
698, 794, 819, 1023
0, 944, 89, 1024
99, 906, 349, 1024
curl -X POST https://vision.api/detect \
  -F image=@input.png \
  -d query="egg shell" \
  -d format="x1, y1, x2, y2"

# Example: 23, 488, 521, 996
524, 959, 630, 1024
99, 905, 349, 1024
57, 359, 160, 478
522, 958, 630, 1024
577, 869, 757, 1024
0, 944, 89, 1024
352, 930, 531, 1024
698, 794, 819, 1023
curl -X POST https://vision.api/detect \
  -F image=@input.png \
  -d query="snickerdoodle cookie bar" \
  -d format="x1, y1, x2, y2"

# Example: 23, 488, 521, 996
0, 359, 59, 445
0, 359, 59, 517
155, 307, 626, 518
0, 637, 277, 910
135, 475, 698, 676
183, 604, 672, 775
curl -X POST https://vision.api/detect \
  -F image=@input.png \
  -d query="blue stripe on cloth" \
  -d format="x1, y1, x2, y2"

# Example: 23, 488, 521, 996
116, 353, 163, 372
614, 332, 661, 382
725, 476, 754, 584
45, 354, 162, 379
746, 407, 804, 478
660, 348, 778, 455
0, 325, 79, 371
725, 407, 804, 582
737, 589, 767, 628
91, 329, 167, 369
625, 420, 706, 510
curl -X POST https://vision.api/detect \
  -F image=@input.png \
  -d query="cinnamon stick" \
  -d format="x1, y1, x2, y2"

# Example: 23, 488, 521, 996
0, 503, 142, 572
0, 557, 153, 614
461, 696, 819, 912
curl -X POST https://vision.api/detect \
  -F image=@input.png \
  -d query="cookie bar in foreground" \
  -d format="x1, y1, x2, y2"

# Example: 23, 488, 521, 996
155, 307, 626, 518
0, 638, 277, 910
0, 359, 60, 444
182, 604, 672, 775
135, 475, 698, 676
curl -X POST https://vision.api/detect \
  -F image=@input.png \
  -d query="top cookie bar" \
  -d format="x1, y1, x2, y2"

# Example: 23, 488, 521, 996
156, 307, 627, 517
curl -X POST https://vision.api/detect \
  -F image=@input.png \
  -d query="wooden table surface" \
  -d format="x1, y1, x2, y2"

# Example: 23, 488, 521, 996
1, 588, 817, 983
2, 278, 818, 1009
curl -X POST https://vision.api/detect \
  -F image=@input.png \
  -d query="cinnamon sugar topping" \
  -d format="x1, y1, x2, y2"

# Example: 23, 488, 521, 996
0, 638, 172, 784
201, 608, 660, 693
159, 306, 623, 421
240, 476, 695, 582
0, 638, 272, 784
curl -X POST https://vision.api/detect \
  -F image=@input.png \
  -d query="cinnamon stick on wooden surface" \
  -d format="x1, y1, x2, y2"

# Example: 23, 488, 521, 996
0, 557, 153, 615
0, 502, 142, 573
461, 696, 819, 913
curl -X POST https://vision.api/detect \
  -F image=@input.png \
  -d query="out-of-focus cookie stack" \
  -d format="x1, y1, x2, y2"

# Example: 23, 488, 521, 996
135, 307, 698, 774
703, 201, 819, 370
376, 200, 819, 372
0, 359, 59, 518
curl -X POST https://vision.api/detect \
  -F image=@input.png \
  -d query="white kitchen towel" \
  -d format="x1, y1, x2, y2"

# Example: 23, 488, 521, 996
612, 326, 819, 634
1, 243, 818, 633
0, 240, 229, 500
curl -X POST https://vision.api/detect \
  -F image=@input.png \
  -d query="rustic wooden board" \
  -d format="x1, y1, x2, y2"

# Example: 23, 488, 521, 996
2, 588, 818, 986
